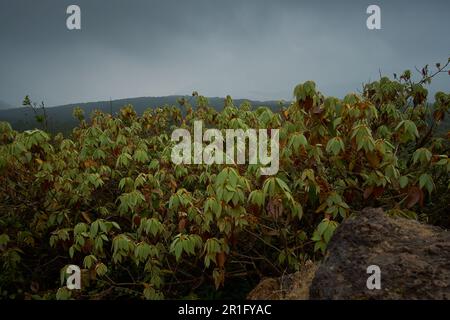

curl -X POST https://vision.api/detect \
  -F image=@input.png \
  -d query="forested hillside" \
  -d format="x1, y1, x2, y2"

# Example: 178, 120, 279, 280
0, 96, 284, 135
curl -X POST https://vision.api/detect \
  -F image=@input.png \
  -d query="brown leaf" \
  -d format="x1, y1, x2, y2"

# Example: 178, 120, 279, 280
90, 268, 97, 281
406, 186, 424, 209
81, 212, 92, 224
266, 198, 283, 219
217, 252, 226, 268
344, 189, 355, 203
363, 187, 373, 200
170, 180, 177, 192
82, 239, 93, 254
83, 160, 97, 168
178, 218, 186, 233
372, 187, 384, 199
133, 215, 141, 226
431, 155, 440, 163
366, 151, 380, 168
433, 110, 444, 122
303, 97, 313, 111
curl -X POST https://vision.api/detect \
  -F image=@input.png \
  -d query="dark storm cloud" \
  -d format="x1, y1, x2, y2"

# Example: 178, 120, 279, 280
0, 0, 449, 107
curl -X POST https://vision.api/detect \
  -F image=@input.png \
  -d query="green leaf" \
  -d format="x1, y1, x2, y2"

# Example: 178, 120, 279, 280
146, 218, 163, 237
90, 221, 99, 238
419, 173, 434, 194
248, 190, 264, 207
69, 246, 75, 259
413, 148, 432, 165
133, 149, 149, 163
111, 222, 121, 230
95, 263, 107, 276
83, 255, 97, 269
74, 223, 87, 236
326, 137, 344, 156
399, 176, 409, 189
56, 287, 72, 300
0, 234, 10, 246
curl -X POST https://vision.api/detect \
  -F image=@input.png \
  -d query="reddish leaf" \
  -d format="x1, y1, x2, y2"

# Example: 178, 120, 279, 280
178, 218, 186, 233
366, 151, 380, 168
133, 215, 141, 226
406, 186, 424, 209
217, 251, 226, 268
344, 189, 355, 203
303, 97, 313, 110
363, 187, 373, 200
372, 187, 384, 199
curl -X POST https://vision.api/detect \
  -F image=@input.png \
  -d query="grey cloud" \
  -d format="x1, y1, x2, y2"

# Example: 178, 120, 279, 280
0, 0, 449, 107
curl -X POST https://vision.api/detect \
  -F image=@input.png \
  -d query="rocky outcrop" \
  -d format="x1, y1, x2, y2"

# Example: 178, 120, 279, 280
248, 208, 450, 300
310, 208, 450, 299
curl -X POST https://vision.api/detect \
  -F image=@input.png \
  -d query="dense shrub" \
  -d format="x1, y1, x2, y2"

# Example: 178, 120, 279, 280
0, 65, 449, 299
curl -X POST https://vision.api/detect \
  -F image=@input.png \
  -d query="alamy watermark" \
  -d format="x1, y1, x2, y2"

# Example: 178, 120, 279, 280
366, 265, 381, 290
66, 265, 81, 290
66, 5, 81, 30
65, 5, 381, 31
170, 121, 279, 175
366, 5, 381, 30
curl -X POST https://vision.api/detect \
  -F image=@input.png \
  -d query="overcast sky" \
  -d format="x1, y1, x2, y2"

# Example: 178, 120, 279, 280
0, 0, 449, 107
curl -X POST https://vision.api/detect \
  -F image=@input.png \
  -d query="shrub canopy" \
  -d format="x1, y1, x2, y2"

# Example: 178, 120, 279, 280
0, 71, 449, 299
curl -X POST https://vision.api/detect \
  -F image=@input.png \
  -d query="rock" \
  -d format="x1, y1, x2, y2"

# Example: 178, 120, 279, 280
310, 208, 450, 300
247, 260, 317, 300
248, 208, 450, 300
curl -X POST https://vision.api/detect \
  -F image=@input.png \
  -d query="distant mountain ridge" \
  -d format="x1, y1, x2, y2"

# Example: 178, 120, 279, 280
0, 100, 14, 110
0, 95, 286, 134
